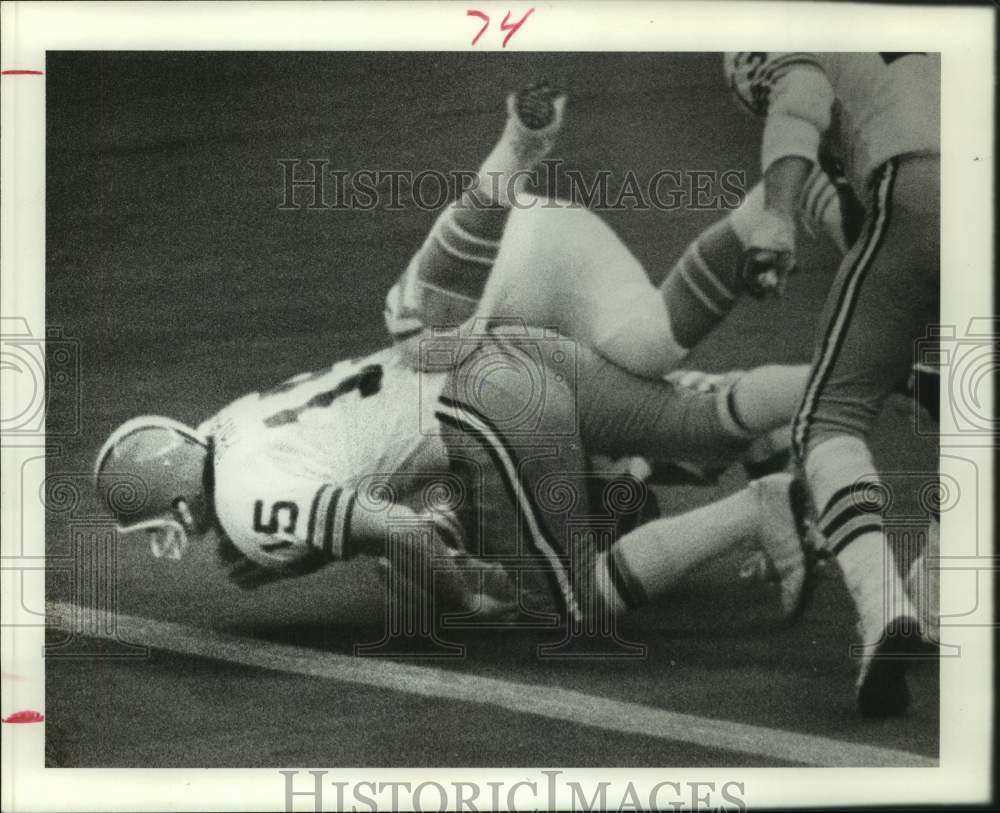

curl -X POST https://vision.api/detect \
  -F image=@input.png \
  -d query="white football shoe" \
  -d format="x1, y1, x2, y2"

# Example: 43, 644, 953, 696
747, 473, 816, 620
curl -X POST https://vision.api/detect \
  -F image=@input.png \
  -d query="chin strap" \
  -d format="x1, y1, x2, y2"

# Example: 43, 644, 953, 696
146, 521, 189, 560
120, 500, 194, 561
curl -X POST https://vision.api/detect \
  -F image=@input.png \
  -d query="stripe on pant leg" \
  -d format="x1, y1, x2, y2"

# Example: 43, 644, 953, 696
435, 409, 577, 621
436, 397, 581, 622
793, 160, 898, 460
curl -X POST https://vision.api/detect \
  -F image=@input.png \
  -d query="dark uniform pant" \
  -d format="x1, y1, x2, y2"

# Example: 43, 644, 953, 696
434, 332, 656, 623
793, 153, 940, 458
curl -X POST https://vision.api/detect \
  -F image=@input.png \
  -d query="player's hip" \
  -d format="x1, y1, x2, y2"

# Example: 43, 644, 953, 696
837, 154, 939, 277
427, 325, 581, 441
854, 147, 939, 207
481, 200, 654, 327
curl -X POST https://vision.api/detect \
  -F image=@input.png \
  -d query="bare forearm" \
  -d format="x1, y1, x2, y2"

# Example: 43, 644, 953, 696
764, 155, 813, 220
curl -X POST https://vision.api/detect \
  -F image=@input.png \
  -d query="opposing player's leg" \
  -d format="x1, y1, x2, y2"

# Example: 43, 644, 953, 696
436, 335, 812, 625
595, 473, 813, 620
570, 338, 808, 470
792, 154, 940, 717
384, 82, 566, 342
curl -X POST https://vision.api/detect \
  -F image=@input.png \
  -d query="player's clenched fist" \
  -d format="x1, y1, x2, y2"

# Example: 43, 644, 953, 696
738, 209, 797, 298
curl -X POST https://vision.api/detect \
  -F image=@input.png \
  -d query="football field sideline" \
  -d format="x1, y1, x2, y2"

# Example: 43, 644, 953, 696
48, 601, 936, 768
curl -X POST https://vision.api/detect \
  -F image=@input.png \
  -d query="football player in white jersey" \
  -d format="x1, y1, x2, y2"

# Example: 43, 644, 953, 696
724, 51, 940, 716
95, 322, 814, 635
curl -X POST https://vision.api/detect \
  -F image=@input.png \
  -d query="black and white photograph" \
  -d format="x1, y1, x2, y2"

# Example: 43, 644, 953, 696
0, 2, 994, 810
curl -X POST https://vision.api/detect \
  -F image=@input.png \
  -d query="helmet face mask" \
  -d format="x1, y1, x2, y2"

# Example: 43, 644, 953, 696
94, 416, 213, 544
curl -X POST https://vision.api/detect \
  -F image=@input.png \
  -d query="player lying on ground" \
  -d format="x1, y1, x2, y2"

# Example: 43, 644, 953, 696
383, 83, 853, 484
725, 51, 940, 717
95, 326, 813, 630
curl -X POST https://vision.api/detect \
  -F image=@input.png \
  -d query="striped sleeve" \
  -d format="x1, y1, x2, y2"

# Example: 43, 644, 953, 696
306, 484, 357, 561
724, 52, 827, 118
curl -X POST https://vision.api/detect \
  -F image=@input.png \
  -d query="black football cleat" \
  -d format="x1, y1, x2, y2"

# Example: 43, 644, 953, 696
856, 614, 936, 718
511, 80, 564, 130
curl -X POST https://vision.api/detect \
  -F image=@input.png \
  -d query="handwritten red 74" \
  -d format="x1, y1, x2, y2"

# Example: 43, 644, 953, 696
467, 8, 535, 47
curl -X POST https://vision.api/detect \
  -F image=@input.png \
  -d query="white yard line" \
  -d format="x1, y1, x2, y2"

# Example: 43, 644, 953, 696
48, 601, 936, 768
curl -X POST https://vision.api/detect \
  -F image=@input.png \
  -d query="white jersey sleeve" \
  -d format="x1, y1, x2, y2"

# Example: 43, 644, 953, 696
724, 52, 835, 172
213, 461, 357, 570
727, 52, 940, 192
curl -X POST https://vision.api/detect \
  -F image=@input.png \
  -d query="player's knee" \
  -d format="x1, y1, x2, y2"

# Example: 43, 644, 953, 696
588, 301, 687, 378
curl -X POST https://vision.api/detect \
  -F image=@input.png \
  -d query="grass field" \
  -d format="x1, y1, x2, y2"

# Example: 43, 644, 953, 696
44, 51, 938, 767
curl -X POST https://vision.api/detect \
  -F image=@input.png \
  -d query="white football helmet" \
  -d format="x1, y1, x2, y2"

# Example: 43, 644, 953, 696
94, 416, 212, 552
